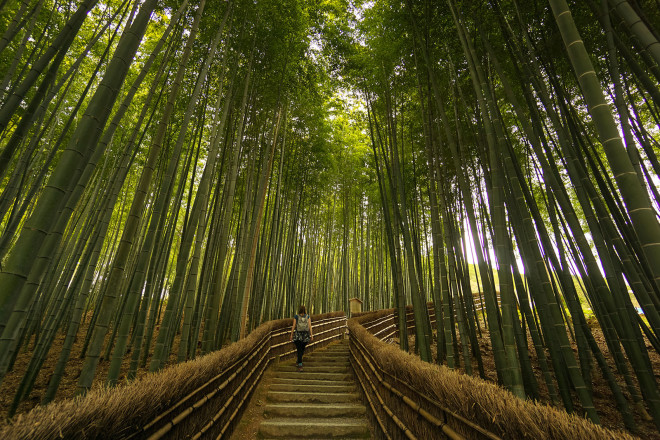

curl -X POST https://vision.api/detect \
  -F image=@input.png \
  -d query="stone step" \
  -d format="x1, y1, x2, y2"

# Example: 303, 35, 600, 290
322, 346, 350, 351
258, 418, 370, 438
275, 365, 349, 373
299, 359, 350, 366
241, 339, 371, 440
315, 344, 348, 349
303, 355, 350, 363
269, 382, 355, 393
308, 348, 348, 354
271, 377, 347, 387
317, 350, 349, 356
305, 355, 349, 361
267, 391, 360, 403
303, 351, 350, 360
264, 402, 366, 418
274, 371, 352, 381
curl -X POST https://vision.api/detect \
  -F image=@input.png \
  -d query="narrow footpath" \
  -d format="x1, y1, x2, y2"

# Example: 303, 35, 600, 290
232, 339, 372, 439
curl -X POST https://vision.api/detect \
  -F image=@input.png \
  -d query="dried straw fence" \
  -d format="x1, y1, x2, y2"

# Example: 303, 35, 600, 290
1, 311, 347, 440
349, 308, 633, 440
356, 300, 495, 339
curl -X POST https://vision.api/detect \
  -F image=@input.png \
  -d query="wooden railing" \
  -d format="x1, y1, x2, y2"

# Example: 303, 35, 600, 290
131, 312, 347, 440
349, 311, 499, 440
358, 303, 437, 342
4, 307, 620, 440
349, 308, 627, 440
357, 296, 499, 339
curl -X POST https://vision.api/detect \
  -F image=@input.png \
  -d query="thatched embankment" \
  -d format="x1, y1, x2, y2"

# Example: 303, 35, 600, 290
349, 311, 635, 440
0, 311, 345, 440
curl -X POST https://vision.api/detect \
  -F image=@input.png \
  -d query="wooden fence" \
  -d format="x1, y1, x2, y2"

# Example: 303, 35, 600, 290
357, 296, 503, 344
0, 312, 347, 440
348, 310, 631, 440
133, 313, 347, 439
359, 303, 436, 342
350, 310, 499, 440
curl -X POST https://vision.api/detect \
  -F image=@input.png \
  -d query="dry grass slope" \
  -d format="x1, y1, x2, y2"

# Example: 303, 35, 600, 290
0, 312, 345, 440
349, 315, 635, 440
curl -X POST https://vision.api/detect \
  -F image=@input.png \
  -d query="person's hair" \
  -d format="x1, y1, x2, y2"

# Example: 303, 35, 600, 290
298, 305, 306, 315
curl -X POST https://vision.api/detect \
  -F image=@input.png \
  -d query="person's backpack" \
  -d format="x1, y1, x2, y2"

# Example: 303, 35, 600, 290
296, 314, 309, 332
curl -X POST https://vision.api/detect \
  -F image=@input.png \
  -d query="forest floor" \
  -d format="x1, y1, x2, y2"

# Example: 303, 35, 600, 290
229, 365, 276, 440
0, 311, 186, 426
392, 322, 660, 439
0, 314, 658, 439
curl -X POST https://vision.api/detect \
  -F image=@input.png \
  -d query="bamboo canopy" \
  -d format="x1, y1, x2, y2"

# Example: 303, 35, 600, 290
0, 0, 658, 436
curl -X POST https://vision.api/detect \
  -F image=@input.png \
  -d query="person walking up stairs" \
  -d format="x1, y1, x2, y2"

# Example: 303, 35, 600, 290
258, 339, 371, 438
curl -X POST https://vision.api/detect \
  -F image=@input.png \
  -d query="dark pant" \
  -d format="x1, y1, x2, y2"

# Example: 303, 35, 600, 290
294, 340, 307, 364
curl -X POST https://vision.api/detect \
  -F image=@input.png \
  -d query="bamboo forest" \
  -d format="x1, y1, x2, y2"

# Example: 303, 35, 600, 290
1, 0, 660, 438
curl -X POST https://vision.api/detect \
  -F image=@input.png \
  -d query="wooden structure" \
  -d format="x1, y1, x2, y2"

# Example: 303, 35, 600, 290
349, 297, 363, 315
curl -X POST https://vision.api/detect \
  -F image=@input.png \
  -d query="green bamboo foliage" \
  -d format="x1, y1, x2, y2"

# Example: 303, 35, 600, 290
0, 0, 659, 434
108, 1, 230, 383
0, 0, 98, 139
547, 0, 660, 427
0, 0, 157, 385
550, 0, 660, 288
377, 82, 433, 361
237, 105, 283, 339
445, 0, 525, 399
352, 0, 660, 431
75, 0, 207, 390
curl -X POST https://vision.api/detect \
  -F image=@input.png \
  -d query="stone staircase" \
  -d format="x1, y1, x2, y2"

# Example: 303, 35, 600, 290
258, 339, 371, 439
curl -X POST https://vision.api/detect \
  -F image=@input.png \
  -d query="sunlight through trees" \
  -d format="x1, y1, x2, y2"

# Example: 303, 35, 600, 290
0, 0, 659, 433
